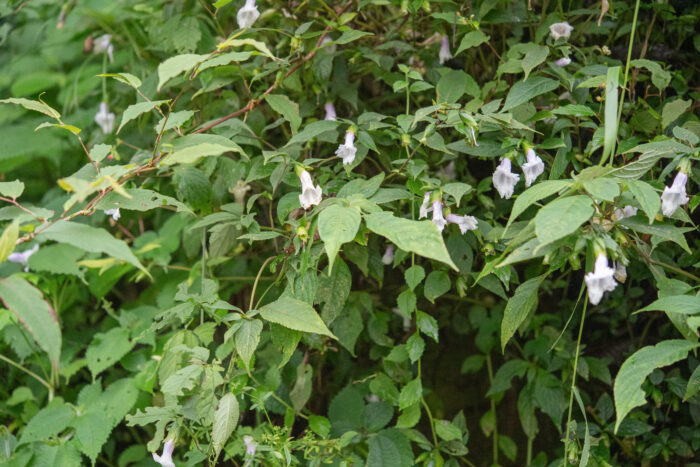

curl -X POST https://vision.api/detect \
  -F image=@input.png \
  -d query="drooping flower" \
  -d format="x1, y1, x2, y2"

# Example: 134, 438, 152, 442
95, 102, 115, 134
613, 205, 638, 221
232, 180, 252, 205
335, 131, 357, 165
324, 102, 337, 121
522, 148, 545, 187
8, 245, 38, 269
493, 158, 520, 199
661, 171, 689, 217
431, 200, 446, 232
439, 161, 456, 181
584, 253, 617, 305
613, 261, 627, 283
419, 191, 432, 219
104, 208, 120, 221
446, 214, 478, 234
243, 435, 258, 457
549, 22, 574, 41
555, 57, 572, 66
237, 0, 260, 29
94, 34, 114, 63
152, 439, 175, 467
382, 246, 395, 265
298, 170, 322, 210
439, 35, 452, 65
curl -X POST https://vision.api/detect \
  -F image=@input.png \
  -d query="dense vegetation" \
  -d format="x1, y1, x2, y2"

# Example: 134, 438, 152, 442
1, 0, 699, 465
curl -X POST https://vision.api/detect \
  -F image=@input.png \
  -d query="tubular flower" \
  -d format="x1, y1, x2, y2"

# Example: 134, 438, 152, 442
94, 34, 114, 63
522, 148, 545, 187
104, 208, 120, 221
8, 245, 38, 269
152, 439, 175, 467
431, 200, 447, 232
237, 0, 260, 29
661, 171, 689, 217
614, 261, 627, 283
243, 435, 258, 457
419, 191, 432, 219
549, 22, 574, 40
613, 205, 637, 221
95, 102, 115, 134
335, 131, 357, 165
298, 170, 322, 210
382, 246, 395, 265
324, 102, 337, 121
446, 214, 478, 234
493, 158, 520, 199
584, 253, 617, 305
232, 180, 252, 205
555, 57, 571, 66
439, 35, 452, 65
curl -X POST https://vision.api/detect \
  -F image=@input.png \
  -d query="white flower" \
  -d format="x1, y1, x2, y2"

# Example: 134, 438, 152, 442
104, 208, 120, 221
419, 192, 432, 219
439, 35, 452, 65
431, 200, 446, 232
95, 102, 115, 134
493, 158, 520, 199
237, 0, 260, 29
661, 171, 689, 217
232, 180, 251, 205
243, 435, 258, 457
613, 261, 627, 283
584, 253, 617, 305
324, 102, 337, 121
298, 170, 322, 210
555, 57, 571, 66
439, 161, 456, 181
613, 205, 638, 221
549, 22, 574, 41
94, 34, 114, 63
446, 214, 478, 234
335, 131, 357, 165
8, 245, 38, 268
382, 246, 395, 265
152, 439, 175, 467
522, 148, 545, 187
321, 35, 337, 54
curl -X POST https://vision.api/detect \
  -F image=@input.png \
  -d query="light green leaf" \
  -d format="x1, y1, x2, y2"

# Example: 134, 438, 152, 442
398, 378, 422, 410
602, 66, 620, 164
534, 196, 594, 245
437, 70, 469, 104
405, 265, 425, 291
217, 38, 275, 59
618, 217, 691, 253
522, 45, 549, 80
367, 429, 413, 467
501, 275, 545, 351
637, 295, 700, 315
89, 144, 111, 163
157, 54, 209, 91
212, 393, 240, 458
625, 179, 660, 224
27, 243, 85, 277
0, 276, 61, 369
662, 99, 691, 130
442, 182, 472, 207
73, 412, 113, 465
318, 205, 361, 273
0, 180, 25, 199
630, 59, 671, 90
0, 220, 19, 263
364, 212, 457, 270
235, 319, 262, 370
265, 94, 301, 134
285, 120, 339, 146
455, 30, 490, 56
97, 188, 193, 214
161, 365, 203, 396
334, 29, 373, 45
85, 327, 134, 378
583, 178, 619, 201
163, 141, 243, 166
97, 72, 142, 89
435, 420, 462, 442
34, 122, 80, 134
507, 180, 572, 229
197, 51, 253, 72
614, 340, 699, 433
117, 100, 169, 134
424, 271, 450, 303
154, 110, 195, 133
0, 97, 61, 119
259, 296, 336, 338
18, 402, 75, 444
502, 77, 559, 112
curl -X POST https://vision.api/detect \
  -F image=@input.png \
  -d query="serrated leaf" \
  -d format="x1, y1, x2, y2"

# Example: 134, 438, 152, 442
661, 99, 691, 130
522, 45, 549, 80
404, 265, 425, 291
455, 30, 489, 56
73, 412, 113, 465
19, 402, 74, 444
97, 72, 143, 89
197, 51, 253, 72
0, 97, 61, 119
212, 393, 240, 458
265, 94, 301, 134
318, 205, 361, 273
235, 319, 262, 370
0, 180, 25, 199
0, 220, 19, 263
637, 295, 700, 315
618, 217, 691, 253
27, 243, 85, 277
85, 327, 134, 378
507, 180, 572, 229
157, 54, 208, 91
117, 100, 169, 134
97, 188, 193, 214
259, 296, 336, 338
501, 275, 545, 351
534, 195, 594, 245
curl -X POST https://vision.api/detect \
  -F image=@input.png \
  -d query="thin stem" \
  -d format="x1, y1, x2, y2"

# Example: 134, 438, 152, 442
249, 256, 276, 310
0, 354, 54, 399
486, 352, 498, 465
563, 295, 589, 466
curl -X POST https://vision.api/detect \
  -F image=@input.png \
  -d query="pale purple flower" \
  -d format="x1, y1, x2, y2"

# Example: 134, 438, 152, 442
439, 35, 452, 65
237, 0, 260, 29
243, 435, 258, 457
555, 57, 572, 66
324, 102, 337, 121
493, 158, 520, 199
152, 439, 175, 467
613, 205, 638, 221
335, 131, 357, 165
661, 171, 689, 217
94, 34, 114, 63
95, 102, 115, 134
382, 246, 395, 265
549, 22, 574, 41
439, 161, 456, 180
446, 214, 478, 234
232, 180, 252, 205
522, 148, 545, 187
104, 208, 120, 221
419, 191, 432, 219
584, 253, 617, 305
8, 245, 38, 269
298, 170, 322, 210
431, 200, 446, 232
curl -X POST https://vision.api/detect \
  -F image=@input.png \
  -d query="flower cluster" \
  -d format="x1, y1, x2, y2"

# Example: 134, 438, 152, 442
419, 193, 478, 234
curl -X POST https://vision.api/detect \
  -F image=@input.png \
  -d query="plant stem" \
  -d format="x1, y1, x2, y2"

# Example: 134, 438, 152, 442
563, 295, 589, 466
486, 352, 498, 465
0, 354, 54, 399
249, 256, 276, 310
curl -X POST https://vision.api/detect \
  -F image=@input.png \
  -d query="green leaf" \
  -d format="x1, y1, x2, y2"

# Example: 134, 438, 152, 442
164, 141, 243, 166
637, 295, 700, 315
436, 419, 462, 441
424, 270, 450, 303
38, 221, 147, 274
455, 30, 489, 56
0, 180, 25, 198
437, 70, 469, 104
97, 188, 193, 214
85, 327, 134, 378
522, 45, 549, 80
630, 59, 671, 90
73, 412, 113, 465
405, 265, 425, 291
259, 296, 336, 338
19, 402, 75, 444
161, 365, 203, 396
157, 54, 209, 91
309, 415, 331, 437
264, 94, 301, 134
661, 99, 691, 130
27, 243, 85, 277
614, 340, 699, 433
89, 144, 111, 163
625, 180, 660, 224
618, 217, 691, 253
117, 100, 170, 134
602, 66, 620, 163
535, 196, 594, 245
684, 365, 700, 401
318, 205, 361, 273
416, 310, 439, 342
235, 319, 262, 370
398, 378, 422, 410
0, 97, 61, 119
583, 178, 619, 201
217, 38, 275, 59
285, 120, 339, 146
334, 29, 373, 45
502, 77, 559, 112
367, 429, 413, 467
197, 51, 253, 72
507, 180, 572, 229
97, 72, 143, 89
0, 276, 61, 369
154, 110, 195, 133
501, 275, 546, 351
316, 258, 352, 324
0, 220, 19, 263
441, 182, 473, 207
364, 212, 457, 270
212, 393, 240, 458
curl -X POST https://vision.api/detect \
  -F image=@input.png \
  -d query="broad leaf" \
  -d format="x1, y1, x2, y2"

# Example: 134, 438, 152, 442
264, 94, 301, 134
625, 180, 660, 224
501, 275, 546, 351
117, 100, 170, 134
637, 295, 700, 315
212, 393, 240, 458
502, 77, 559, 111
259, 296, 336, 338
318, 205, 361, 273
507, 180, 572, 229
535, 196, 594, 245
